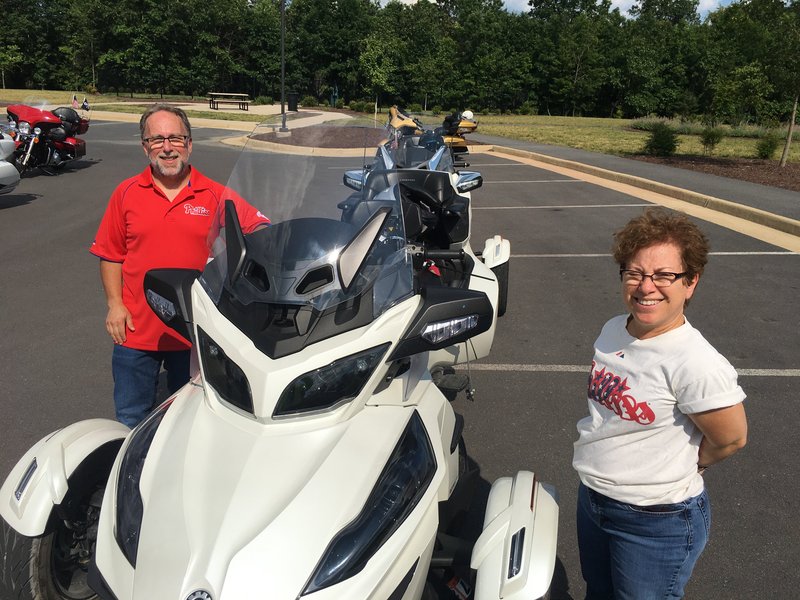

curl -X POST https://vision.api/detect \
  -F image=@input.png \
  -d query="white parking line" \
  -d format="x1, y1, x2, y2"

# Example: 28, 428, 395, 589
475, 203, 651, 210
510, 251, 798, 257
466, 363, 800, 376
484, 179, 579, 184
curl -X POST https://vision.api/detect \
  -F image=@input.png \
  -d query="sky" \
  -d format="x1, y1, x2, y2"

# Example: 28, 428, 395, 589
389, 0, 734, 19
503, 0, 732, 17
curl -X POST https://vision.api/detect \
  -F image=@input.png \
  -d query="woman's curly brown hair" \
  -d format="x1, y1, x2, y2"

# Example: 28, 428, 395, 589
612, 209, 710, 280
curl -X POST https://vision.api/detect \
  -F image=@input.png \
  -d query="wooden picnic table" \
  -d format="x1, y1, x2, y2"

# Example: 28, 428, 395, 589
207, 92, 251, 111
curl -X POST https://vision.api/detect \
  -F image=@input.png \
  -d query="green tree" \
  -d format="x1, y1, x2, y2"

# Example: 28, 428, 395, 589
0, 45, 23, 89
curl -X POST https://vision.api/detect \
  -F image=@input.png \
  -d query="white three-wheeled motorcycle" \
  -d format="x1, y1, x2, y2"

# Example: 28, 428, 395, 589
0, 122, 557, 600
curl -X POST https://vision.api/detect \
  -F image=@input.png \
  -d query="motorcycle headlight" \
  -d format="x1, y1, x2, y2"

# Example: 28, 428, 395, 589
18, 121, 30, 135
198, 327, 254, 415
114, 399, 172, 567
274, 343, 389, 417
302, 410, 436, 595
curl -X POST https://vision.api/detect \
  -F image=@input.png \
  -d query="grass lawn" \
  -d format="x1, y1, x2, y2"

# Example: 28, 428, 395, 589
2, 90, 797, 162
475, 114, 800, 162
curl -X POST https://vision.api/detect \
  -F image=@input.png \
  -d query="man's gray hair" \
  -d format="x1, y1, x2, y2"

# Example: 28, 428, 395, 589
139, 103, 192, 139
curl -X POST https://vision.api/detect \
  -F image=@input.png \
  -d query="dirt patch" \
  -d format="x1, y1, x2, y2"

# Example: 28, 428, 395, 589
630, 155, 800, 193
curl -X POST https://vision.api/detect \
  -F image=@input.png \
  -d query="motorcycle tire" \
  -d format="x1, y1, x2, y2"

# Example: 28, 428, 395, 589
491, 260, 509, 317
0, 490, 102, 600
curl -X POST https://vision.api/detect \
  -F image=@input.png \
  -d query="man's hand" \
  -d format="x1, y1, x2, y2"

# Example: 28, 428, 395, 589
100, 260, 134, 344
105, 301, 134, 344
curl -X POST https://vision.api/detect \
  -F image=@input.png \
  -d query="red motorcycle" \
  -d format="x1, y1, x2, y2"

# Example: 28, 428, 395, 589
6, 104, 89, 175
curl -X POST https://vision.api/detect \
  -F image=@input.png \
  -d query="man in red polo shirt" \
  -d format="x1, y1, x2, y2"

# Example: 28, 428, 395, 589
91, 104, 268, 427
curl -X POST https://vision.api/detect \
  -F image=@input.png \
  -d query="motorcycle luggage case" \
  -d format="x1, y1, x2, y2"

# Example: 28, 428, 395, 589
68, 137, 87, 158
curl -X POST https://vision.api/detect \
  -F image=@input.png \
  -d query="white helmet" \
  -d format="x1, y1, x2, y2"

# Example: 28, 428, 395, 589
461, 110, 474, 120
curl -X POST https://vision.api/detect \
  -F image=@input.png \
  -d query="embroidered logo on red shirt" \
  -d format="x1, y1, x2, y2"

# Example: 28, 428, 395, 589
587, 361, 654, 425
184, 204, 211, 217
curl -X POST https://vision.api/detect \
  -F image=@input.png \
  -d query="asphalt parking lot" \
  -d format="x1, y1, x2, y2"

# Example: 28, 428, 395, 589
0, 122, 798, 598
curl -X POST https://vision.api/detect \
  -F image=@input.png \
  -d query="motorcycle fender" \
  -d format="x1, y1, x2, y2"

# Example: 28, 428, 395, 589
481, 235, 511, 270
0, 419, 129, 537
471, 471, 559, 600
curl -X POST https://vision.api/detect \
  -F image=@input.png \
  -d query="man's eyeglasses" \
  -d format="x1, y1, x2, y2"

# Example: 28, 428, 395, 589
142, 135, 190, 149
620, 269, 689, 287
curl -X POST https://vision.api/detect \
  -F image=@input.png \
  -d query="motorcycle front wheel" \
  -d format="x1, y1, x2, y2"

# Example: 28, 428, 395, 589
0, 488, 103, 600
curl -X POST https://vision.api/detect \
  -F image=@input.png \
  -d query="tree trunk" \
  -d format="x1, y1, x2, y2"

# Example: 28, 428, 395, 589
779, 92, 798, 168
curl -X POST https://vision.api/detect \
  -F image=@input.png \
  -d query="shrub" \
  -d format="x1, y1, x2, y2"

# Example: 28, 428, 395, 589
519, 101, 537, 115
300, 95, 318, 107
406, 102, 423, 113
700, 127, 724, 155
755, 131, 782, 159
643, 122, 678, 156
430, 105, 442, 116
84, 84, 98, 95
253, 95, 273, 106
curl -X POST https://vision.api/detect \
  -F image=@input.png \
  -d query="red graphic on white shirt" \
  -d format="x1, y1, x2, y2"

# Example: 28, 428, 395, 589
588, 361, 655, 425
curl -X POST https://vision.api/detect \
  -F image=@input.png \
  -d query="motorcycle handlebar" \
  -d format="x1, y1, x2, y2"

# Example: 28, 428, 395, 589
416, 249, 465, 260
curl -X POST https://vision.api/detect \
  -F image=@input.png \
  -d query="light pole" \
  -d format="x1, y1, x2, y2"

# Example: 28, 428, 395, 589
279, 0, 289, 133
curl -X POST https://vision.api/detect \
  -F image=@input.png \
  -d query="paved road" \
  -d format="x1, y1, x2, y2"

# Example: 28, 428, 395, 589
0, 122, 797, 598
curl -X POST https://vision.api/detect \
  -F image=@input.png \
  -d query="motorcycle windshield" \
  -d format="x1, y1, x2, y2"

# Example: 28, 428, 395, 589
199, 117, 414, 329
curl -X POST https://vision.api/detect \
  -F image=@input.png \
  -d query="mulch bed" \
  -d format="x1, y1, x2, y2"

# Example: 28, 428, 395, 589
629, 155, 800, 193
252, 125, 386, 148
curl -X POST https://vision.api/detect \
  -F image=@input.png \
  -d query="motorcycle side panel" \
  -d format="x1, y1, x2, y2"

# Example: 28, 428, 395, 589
471, 472, 559, 600
0, 133, 16, 161
481, 235, 511, 270
0, 159, 20, 195
0, 419, 130, 537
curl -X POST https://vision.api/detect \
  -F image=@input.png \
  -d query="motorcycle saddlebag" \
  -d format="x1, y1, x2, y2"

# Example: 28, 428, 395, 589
67, 137, 87, 158
77, 118, 89, 134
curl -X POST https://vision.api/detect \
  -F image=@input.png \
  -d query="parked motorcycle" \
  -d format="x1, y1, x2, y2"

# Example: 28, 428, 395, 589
0, 121, 556, 600
439, 110, 477, 159
0, 129, 21, 194
6, 104, 89, 175
355, 107, 509, 317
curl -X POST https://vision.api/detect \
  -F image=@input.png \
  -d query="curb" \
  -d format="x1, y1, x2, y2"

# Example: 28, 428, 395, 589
490, 145, 800, 238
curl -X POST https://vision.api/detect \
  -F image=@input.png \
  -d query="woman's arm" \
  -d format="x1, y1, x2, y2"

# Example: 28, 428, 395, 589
690, 403, 748, 468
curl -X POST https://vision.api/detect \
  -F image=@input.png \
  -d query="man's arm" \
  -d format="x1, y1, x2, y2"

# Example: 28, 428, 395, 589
100, 259, 134, 344
690, 403, 748, 468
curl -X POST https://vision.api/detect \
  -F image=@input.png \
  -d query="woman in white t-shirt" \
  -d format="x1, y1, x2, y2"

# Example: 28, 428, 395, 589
573, 209, 748, 600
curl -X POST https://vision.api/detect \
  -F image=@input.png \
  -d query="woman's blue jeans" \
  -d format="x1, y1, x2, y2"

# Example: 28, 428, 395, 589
576, 482, 711, 600
112, 345, 190, 428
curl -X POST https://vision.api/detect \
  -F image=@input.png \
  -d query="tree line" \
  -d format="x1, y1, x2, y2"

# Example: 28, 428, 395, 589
0, 0, 797, 128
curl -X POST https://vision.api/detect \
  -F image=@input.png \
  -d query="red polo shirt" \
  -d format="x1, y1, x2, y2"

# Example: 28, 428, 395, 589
90, 166, 269, 351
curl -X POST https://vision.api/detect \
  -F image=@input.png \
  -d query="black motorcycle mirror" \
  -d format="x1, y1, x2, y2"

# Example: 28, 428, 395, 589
343, 169, 366, 191
388, 285, 494, 361
143, 268, 201, 344
455, 171, 482, 193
